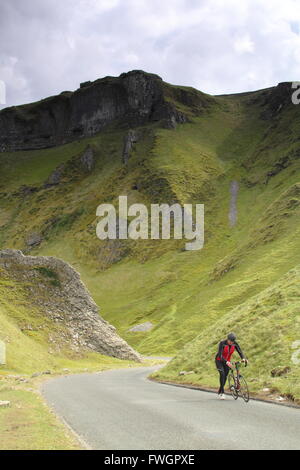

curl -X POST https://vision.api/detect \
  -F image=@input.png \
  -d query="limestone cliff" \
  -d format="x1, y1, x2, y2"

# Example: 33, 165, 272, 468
0, 249, 141, 361
0, 70, 193, 152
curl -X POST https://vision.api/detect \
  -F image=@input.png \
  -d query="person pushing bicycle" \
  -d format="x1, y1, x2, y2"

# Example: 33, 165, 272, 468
215, 333, 248, 400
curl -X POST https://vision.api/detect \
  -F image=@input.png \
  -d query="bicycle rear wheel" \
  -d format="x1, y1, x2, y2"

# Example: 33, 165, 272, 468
228, 372, 238, 400
238, 375, 250, 403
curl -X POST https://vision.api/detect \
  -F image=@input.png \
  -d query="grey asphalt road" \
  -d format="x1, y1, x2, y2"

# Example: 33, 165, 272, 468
41, 367, 300, 450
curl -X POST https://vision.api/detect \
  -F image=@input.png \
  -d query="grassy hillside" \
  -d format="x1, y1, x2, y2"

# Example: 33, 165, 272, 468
152, 265, 300, 402
0, 80, 299, 399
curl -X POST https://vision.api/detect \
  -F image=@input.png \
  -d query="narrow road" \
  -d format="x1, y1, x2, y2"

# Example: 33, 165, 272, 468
42, 367, 300, 450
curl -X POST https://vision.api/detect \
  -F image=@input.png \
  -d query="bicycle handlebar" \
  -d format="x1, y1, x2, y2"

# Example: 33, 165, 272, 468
234, 360, 248, 368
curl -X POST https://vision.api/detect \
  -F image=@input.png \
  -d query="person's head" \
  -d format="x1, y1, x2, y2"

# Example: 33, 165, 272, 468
227, 332, 236, 345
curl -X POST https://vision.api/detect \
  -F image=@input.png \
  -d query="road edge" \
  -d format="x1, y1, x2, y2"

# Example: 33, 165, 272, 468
37, 386, 91, 450
38, 363, 162, 450
148, 376, 300, 409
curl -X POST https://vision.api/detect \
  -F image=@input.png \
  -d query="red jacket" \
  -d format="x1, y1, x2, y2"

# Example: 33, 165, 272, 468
215, 340, 244, 364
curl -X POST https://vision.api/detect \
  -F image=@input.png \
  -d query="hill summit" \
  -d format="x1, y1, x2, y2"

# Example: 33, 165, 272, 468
0, 70, 214, 152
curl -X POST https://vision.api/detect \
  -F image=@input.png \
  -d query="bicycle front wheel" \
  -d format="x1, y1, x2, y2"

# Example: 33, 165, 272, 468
238, 375, 250, 403
228, 372, 238, 400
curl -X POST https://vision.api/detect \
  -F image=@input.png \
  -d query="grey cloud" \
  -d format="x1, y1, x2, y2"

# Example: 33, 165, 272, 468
1, 0, 300, 109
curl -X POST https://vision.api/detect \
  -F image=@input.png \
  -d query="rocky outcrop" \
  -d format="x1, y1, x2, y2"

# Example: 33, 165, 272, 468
122, 129, 139, 164
249, 82, 295, 120
128, 322, 154, 332
25, 232, 43, 247
80, 145, 95, 172
0, 249, 141, 361
43, 145, 95, 188
0, 70, 195, 152
44, 163, 65, 187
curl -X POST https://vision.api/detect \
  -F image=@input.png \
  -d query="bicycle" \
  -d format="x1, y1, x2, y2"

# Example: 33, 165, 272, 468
228, 360, 249, 403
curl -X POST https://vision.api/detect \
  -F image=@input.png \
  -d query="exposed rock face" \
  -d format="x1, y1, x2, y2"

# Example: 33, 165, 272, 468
0, 249, 141, 361
122, 129, 139, 164
80, 145, 95, 172
43, 145, 95, 188
18, 185, 39, 196
0, 70, 190, 152
25, 232, 43, 247
45, 163, 65, 187
128, 322, 154, 332
265, 82, 294, 113
250, 82, 295, 119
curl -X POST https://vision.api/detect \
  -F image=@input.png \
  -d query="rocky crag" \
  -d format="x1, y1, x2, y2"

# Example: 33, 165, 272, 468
0, 70, 205, 152
0, 72, 294, 155
0, 249, 141, 361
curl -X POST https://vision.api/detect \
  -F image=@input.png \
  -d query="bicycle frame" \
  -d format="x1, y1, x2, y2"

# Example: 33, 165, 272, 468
233, 361, 241, 390
228, 360, 249, 402
228, 362, 239, 391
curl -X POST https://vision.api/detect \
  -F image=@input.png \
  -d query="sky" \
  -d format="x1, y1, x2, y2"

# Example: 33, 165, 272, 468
1, 0, 300, 108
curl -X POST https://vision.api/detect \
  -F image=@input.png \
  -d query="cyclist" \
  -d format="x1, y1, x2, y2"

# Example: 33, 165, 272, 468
215, 333, 247, 400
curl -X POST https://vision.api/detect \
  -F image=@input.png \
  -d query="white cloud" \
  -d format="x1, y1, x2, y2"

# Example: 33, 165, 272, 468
1, 0, 300, 108
233, 35, 255, 54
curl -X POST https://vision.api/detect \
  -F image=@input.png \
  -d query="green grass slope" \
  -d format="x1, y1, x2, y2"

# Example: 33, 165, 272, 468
152, 265, 300, 402
0, 80, 299, 398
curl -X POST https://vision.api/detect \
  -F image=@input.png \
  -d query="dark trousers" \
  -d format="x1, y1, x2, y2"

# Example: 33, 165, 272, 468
215, 359, 230, 394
